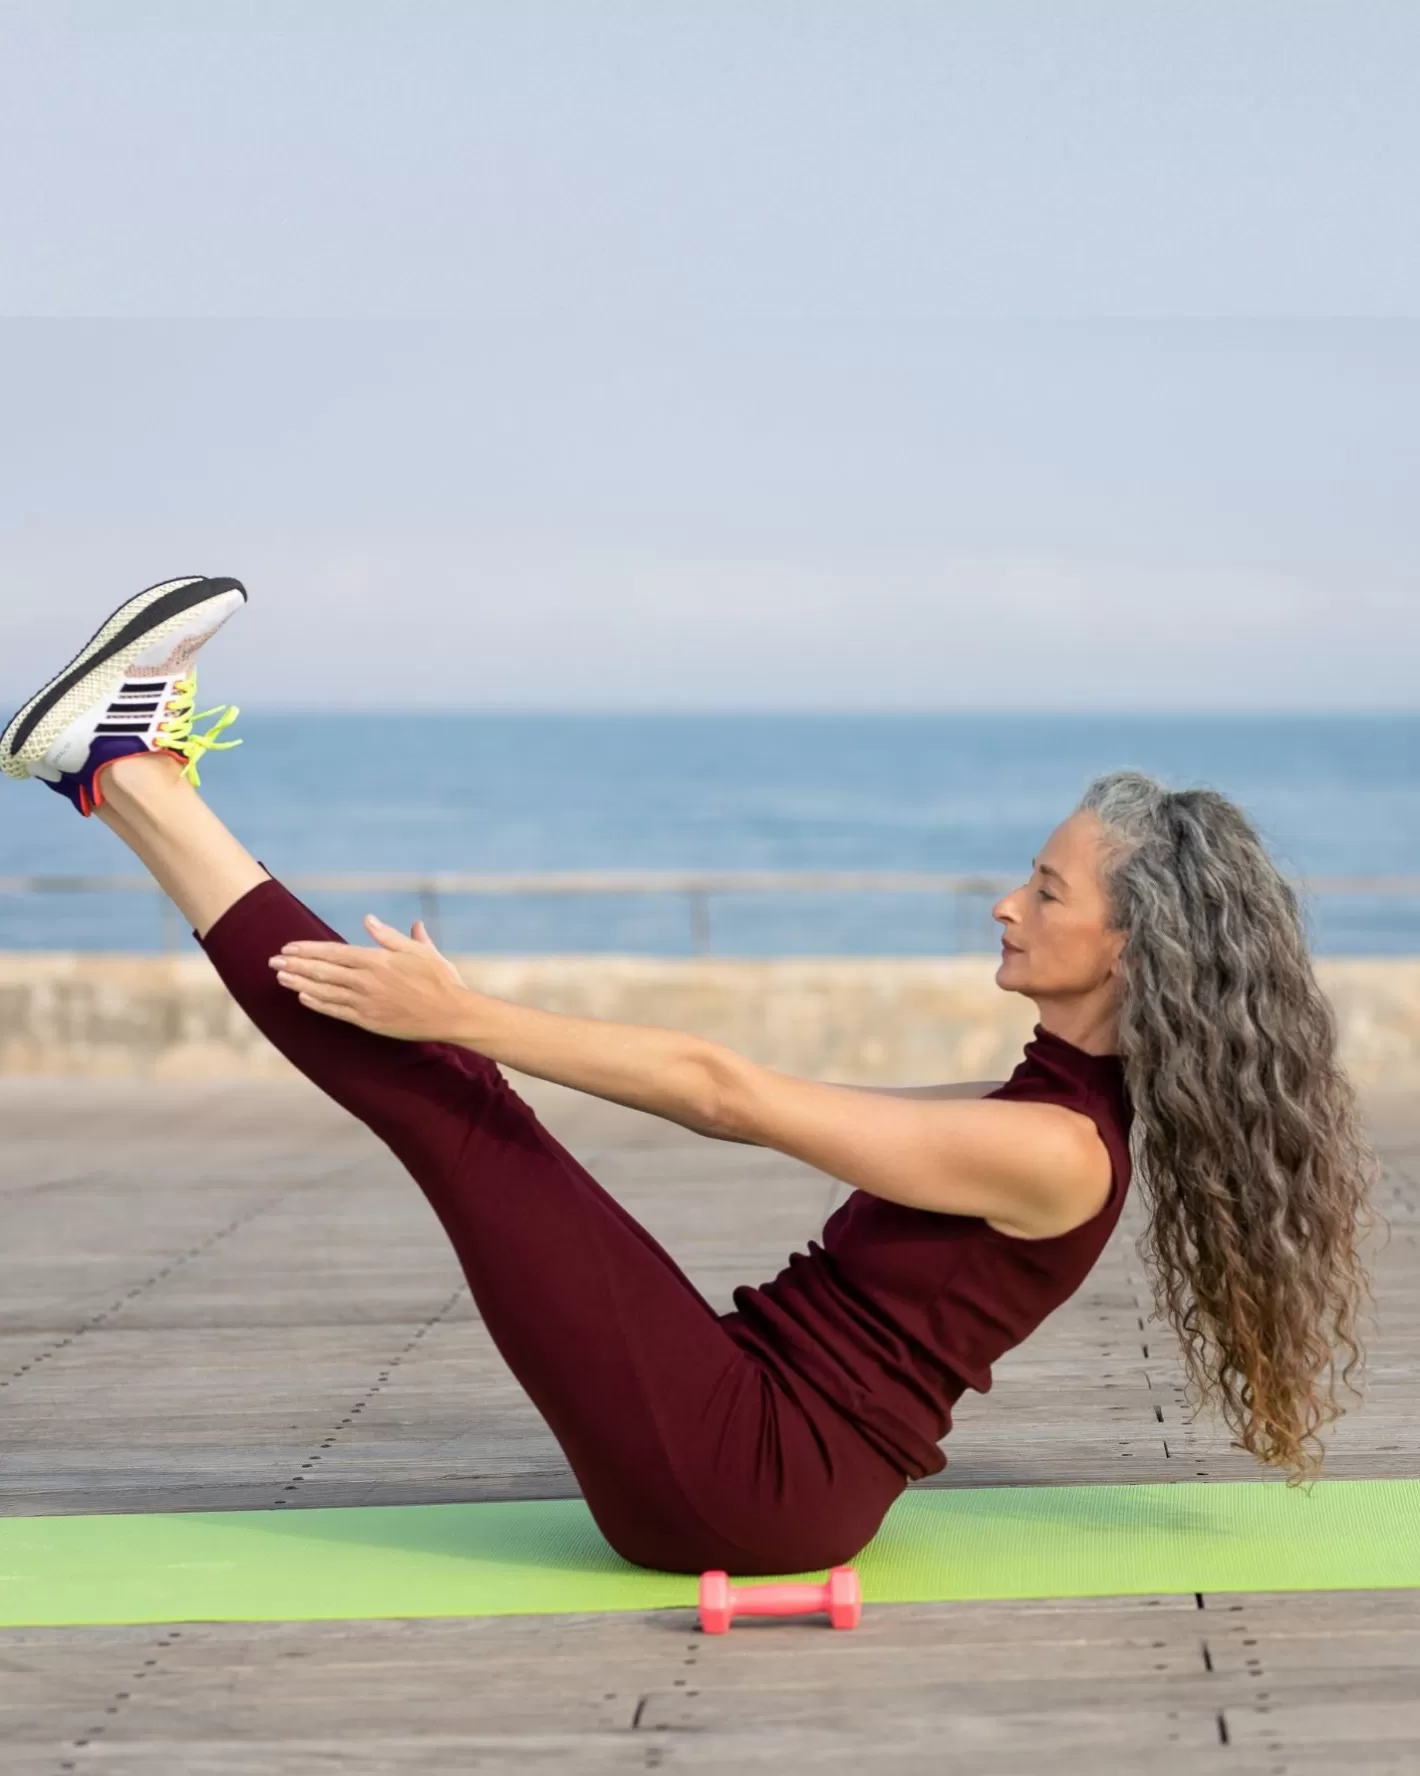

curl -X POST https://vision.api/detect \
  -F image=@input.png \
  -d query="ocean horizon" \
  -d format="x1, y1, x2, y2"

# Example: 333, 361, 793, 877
2, 710, 1417, 955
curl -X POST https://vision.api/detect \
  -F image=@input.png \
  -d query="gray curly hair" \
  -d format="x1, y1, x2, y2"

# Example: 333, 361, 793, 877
1075, 769, 1386, 1487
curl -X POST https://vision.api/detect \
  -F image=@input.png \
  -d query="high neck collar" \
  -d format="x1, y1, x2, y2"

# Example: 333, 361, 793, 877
1031, 1023, 1123, 1066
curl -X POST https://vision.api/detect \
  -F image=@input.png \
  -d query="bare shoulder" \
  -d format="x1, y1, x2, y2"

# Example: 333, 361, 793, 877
985, 1102, 1113, 1240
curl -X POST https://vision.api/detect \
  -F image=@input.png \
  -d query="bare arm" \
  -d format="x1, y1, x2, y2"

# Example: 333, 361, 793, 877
705, 1055, 1105, 1232
266, 929, 727, 1135
704, 1079, 1006, 1145
264, 922, 1011, 1154
828, 1080, 1008, 1100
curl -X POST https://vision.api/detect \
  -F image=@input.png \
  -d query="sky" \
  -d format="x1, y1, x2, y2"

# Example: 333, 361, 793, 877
1, 2, 1416, 713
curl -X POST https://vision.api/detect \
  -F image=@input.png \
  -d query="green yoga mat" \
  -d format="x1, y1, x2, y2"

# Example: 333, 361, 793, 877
1, 1480, 1415, 1628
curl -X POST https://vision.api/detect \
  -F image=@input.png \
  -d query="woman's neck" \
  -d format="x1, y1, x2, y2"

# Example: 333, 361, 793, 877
1034, 1004, 1121, 1057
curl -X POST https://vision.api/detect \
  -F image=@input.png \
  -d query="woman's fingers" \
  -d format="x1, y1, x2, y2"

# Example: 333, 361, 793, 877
269, 954, 361, 985
276, 970, 357, 1004
276, 967, 372, 1027
365, 914, 419, 952
275, 941, 352, 962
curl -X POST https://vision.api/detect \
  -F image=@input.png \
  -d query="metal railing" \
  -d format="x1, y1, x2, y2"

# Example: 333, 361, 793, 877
3, 870, 1419, 955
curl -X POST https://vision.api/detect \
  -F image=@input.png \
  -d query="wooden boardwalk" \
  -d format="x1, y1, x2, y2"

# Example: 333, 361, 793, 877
1, 1072, 1416, 1773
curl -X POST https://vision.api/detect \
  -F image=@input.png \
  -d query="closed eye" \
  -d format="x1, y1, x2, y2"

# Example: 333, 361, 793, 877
1037, 888, 1055, 901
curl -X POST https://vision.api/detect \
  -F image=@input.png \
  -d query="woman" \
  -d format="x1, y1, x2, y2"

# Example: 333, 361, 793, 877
2, 576, 1382, 1576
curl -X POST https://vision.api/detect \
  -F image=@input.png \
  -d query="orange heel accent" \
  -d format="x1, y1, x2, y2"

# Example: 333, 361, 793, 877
87, 749, 182, 814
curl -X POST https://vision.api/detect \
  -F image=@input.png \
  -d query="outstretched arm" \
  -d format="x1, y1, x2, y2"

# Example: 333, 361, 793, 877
707, 1079, 1007, 1147
708, 1052, 1106, 1231
268, 913, 1018, 1148
270, 915, 731, 1137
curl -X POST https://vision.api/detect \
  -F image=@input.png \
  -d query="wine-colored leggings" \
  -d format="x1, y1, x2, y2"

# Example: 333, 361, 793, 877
199, 877, 907, 1576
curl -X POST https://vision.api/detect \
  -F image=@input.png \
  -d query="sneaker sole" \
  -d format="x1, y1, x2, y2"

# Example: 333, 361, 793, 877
0, 576, 247, 778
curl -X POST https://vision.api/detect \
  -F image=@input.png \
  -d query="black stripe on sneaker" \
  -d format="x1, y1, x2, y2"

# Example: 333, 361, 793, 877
108, 702, 160, 715
7, 577, 245, 756
96, 723, 155, 735
120, 682, 168, 695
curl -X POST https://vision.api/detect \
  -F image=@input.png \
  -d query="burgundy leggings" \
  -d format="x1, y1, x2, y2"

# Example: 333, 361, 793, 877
199, 877, 906, 1575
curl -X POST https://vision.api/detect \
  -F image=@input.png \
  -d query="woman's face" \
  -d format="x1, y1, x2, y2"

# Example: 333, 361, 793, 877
991, 810, 1127, 999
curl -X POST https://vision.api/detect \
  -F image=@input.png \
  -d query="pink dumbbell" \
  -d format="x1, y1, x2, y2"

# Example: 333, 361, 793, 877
697, 1565, 861, 1633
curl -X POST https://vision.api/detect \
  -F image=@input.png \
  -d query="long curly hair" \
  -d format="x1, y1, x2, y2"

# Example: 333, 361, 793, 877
1074, 769, 1386, 1488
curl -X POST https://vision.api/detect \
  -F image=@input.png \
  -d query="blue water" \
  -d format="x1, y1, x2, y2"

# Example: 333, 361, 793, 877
1, 713, 1417, 954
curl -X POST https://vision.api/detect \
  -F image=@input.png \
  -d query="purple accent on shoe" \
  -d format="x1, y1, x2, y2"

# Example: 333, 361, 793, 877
42, 735, 151, 816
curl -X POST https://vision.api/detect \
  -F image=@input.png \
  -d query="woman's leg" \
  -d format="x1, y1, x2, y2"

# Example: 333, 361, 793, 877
95, 752, 269, 937
96, 757, 904, 1574
95, 753, 728, 1283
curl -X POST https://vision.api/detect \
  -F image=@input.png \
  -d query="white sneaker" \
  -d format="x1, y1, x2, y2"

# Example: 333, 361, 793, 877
0, 575, 248, 815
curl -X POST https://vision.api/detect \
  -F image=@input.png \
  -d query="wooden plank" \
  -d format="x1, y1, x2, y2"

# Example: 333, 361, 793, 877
0, 1077, 1417, 1773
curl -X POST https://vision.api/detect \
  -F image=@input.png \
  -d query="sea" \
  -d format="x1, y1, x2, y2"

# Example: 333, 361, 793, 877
1, 712, 1417, 955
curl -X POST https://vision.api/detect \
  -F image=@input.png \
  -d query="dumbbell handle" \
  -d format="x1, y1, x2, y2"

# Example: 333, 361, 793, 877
727, 1581, 833, 1617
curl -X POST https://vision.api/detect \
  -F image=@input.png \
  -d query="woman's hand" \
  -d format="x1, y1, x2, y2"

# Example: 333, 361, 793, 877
269, 915, 471, 1041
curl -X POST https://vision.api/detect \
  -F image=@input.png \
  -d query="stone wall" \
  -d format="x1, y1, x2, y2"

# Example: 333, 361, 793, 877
2, 952, 1419, 1089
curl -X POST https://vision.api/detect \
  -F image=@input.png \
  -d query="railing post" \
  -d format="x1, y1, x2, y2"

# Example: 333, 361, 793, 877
159, 895, 182, 955
418, 884, 443, 949
688, 889, 712, 957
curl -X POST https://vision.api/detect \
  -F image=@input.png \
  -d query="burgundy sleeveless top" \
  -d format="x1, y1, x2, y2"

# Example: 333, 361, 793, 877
719, 1024, 1135, 1479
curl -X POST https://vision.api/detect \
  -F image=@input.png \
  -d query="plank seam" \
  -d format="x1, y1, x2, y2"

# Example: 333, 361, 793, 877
269, 1284, 469, 1509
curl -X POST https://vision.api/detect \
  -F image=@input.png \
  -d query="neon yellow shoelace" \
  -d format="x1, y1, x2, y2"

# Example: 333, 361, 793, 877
155, 674, 243, 787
